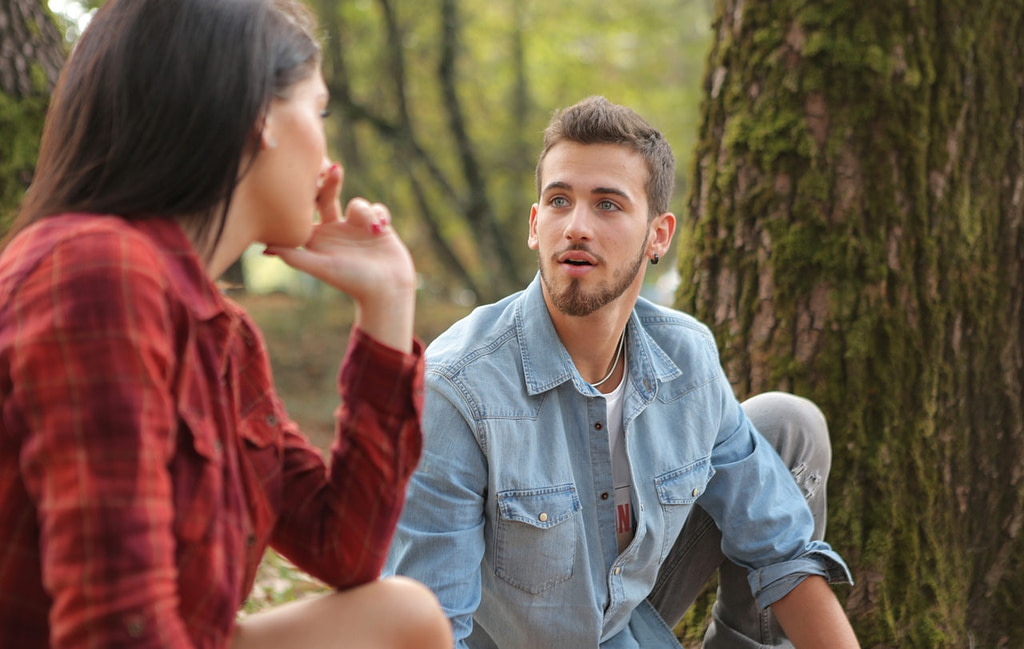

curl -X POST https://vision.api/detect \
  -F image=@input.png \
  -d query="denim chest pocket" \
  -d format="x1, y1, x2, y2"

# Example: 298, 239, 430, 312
654, 459, 714, 560
494, 484, 580, 594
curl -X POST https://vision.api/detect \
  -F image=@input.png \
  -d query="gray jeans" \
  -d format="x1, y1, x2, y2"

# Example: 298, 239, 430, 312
646, 392, 831, 648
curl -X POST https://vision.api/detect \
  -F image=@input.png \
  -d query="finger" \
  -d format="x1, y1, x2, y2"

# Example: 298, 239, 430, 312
344, 197, 376, 227
316, 163, 344, 223
370, 203, 391, 234
266, 245, 319, 278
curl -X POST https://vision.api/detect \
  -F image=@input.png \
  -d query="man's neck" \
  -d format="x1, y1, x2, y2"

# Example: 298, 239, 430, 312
545, 294, 635, 392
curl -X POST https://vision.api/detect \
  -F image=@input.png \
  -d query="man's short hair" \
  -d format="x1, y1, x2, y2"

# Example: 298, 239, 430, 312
535, 96, 676, 217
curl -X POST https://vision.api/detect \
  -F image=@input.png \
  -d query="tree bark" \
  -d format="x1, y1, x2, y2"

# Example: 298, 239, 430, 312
677, 0, 1024, 646
0, 0, 64, 97
0, 0, 66, 232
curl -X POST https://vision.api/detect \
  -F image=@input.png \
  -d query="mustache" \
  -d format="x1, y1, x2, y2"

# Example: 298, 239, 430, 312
551, 243, 604, 265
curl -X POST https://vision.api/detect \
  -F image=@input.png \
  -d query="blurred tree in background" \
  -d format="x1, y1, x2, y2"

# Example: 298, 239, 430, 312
311, 0, 713, 302
679, 0, 1024, 646
6, 0, 713, 301
0, 0, 65, 232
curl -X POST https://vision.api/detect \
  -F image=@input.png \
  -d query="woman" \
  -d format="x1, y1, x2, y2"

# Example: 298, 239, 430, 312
0, 1, 451, 648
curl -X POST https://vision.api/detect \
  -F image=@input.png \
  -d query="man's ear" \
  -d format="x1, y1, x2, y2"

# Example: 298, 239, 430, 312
527, 203, 540, 250
649, 211, 676, 259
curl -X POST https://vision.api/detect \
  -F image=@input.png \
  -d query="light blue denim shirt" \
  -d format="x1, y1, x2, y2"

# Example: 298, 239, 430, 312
385, 276, 852, 648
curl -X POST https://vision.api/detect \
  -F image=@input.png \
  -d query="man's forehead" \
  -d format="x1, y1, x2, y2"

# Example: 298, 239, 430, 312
539, 142, 646, 195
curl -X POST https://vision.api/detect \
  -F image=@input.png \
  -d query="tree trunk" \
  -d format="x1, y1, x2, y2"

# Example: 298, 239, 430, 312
0, 0, 66, 231
677, 1, 1024, 646
0, 0, 64, 96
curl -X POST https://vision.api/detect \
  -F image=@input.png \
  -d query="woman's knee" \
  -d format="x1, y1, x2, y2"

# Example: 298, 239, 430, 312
375, 576, 452, 648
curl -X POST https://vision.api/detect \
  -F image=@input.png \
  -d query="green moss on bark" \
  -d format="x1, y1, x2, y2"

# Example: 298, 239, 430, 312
0, 91, 47, 233
678, 0, 1024, 646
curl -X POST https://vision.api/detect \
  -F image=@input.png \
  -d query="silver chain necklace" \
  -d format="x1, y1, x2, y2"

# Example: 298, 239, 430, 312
590, 330, 626, 388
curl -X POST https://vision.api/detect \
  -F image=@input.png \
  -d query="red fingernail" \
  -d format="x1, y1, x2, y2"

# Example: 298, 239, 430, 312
371, 222, 384, 234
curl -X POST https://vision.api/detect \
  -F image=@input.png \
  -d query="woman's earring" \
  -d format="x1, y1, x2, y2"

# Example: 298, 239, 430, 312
262, 128, 277, 149
650, 253, 660, 265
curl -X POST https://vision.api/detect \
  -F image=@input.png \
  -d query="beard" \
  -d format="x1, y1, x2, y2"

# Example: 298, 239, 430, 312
539, 241, 648, 317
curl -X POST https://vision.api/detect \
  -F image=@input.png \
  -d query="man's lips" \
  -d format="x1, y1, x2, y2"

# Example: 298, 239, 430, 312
557, 251, 597, 267
554, 250, 598, 278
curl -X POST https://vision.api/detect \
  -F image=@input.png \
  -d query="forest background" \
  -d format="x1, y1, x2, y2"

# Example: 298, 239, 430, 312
3, 0, 1024, 647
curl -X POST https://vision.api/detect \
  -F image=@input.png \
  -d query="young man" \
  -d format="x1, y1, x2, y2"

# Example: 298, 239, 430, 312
385, 96, 859, 648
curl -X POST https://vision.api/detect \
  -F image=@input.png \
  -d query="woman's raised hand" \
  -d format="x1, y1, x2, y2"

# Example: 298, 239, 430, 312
266, 162, 416, 353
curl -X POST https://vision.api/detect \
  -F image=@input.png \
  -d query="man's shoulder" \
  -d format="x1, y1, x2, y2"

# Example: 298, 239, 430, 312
425, 290, 524, 373
633, 296, 717, 347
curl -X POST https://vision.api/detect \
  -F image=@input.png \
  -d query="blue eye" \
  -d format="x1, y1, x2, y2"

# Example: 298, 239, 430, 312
320, 109, 331, 119
550, 196, 569, 208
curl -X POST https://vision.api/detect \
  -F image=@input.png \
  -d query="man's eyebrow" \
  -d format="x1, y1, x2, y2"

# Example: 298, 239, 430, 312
541, 182, 631, 202
541, 181, 572, 194
592, 186, 631, 201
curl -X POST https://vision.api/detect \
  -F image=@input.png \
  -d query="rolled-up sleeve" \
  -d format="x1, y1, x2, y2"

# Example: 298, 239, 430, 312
747, 543, 853, 609
698, 381, 853, 609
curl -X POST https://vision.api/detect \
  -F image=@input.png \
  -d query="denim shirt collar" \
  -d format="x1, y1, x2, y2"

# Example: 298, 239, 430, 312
514, 274, 683, 399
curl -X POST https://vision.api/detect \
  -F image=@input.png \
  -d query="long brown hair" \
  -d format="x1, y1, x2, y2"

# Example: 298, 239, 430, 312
4, 0, 321, 256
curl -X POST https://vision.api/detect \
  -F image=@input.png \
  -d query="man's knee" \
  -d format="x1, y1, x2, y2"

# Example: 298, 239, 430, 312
740, 391, 831, 497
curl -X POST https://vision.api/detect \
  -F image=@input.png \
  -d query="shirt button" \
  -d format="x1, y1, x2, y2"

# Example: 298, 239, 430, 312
124, 615, 145, 638
613, 566, 622, 575
594, 422, 603, 431
692, 488, 700, 497
538, 512, 548, 522
265, 413, 278, 426
600, 492, 609, 500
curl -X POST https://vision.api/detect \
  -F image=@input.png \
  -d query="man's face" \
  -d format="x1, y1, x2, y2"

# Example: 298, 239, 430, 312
529, 141, 653, 317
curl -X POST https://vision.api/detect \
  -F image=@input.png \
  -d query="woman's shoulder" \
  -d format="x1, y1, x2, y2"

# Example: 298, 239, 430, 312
5, 213, 196, 279
5, 213, 156, 265
0, 215, 196, 315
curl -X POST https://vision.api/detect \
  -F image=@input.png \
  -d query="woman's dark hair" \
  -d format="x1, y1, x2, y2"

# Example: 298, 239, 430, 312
6, 0, 321, 255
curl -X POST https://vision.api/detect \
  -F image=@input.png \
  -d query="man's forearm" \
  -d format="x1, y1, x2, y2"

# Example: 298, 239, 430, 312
771, 575, 860, 649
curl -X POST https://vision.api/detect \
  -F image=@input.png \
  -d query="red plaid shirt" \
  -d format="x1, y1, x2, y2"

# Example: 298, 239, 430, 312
0, 215, 424, 648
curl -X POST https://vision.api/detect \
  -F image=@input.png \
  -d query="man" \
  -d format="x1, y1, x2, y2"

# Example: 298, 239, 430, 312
385, 96, 859, 648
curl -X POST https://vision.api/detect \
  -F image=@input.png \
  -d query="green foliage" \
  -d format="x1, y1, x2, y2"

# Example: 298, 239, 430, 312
311, 0, 714, 300
0, 90, 47, 233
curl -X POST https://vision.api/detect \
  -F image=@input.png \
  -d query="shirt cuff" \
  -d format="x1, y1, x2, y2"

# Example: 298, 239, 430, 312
339, 327, 425, 415
746, 541, 854, 610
